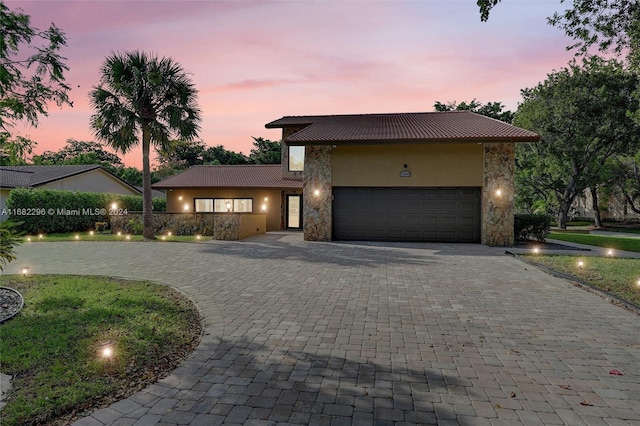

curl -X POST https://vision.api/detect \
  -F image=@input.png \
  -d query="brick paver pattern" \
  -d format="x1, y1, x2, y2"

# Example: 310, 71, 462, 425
6, 233, 640, 425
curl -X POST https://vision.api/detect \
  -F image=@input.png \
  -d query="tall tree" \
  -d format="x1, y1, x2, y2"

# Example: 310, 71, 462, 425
33, 139, 124, 169
90, 51, 201, 239
0, 133, 36, 165
249, 137, 281, 164
513, 56, 640, 228
434, 99, 514, 123
0, 1, 71, 131
477, 0, 639, 61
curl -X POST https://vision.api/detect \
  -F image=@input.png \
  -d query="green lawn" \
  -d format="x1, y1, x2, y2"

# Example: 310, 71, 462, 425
522, 255, 640, 307
549, 232, 640, 253
22, 232, 207, 243
0, 275, 202, 426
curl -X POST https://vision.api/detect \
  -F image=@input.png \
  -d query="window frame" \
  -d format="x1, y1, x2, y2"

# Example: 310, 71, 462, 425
288, 145, 305, 172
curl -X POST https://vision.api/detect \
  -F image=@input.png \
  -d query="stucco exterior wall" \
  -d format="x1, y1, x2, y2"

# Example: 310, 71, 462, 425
165, 188, 299, 232
303, 145, 332, 241
0, 188, 10, 221
40, 169, 139, 195
482, 142, 515, 246
332, 143, 483, 187
281, 128, 305, 181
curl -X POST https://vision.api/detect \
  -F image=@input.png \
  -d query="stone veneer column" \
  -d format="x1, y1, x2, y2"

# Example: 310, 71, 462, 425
303, 145, 332, 241
482, 142, 515, 246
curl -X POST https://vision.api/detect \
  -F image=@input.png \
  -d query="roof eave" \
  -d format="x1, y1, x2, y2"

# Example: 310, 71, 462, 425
284, 136, 541, 146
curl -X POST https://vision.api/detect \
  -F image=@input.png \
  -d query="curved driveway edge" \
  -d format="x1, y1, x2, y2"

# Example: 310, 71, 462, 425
4, 233, 640, 425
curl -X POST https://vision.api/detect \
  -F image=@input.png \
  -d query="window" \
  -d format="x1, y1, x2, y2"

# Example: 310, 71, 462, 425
194, 199, 213, 212
211, 198, 253, 213
288, 145, 304, 171
233, 199, 253, 213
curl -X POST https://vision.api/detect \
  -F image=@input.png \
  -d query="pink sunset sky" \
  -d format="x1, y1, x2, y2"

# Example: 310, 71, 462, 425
7, 0, 576, 168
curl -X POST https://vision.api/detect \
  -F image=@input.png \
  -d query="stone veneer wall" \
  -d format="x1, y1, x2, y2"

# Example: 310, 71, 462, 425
110, 213, 264, 240
303, 145, 332, 241
482, 142, 515, 246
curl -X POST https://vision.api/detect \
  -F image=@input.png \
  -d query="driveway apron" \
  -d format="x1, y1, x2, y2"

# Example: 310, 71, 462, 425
4, 233, 639, 425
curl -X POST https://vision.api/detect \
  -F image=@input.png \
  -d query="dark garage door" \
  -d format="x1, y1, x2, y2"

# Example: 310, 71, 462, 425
333, 187, 481, 242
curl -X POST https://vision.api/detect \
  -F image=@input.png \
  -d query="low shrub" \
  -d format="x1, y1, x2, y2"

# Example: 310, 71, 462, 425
514, 213, 552, 241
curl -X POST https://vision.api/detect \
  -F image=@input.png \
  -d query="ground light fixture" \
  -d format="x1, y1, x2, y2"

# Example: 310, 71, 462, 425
577, 260, 585, 269
21, 266, 29, 276
126, 235, 131, 240
637, 278, 640, 287
38, 234, 44, 239
98, 342, 114, 359
74, 234, 80, 240
111, 202, 117, 210
26, 236, 31, 242
607, 249, 614, 256
117, 231, 122, 236
89, 230, 94, 236
196, 235, 201, 240
533, 247, 540, 254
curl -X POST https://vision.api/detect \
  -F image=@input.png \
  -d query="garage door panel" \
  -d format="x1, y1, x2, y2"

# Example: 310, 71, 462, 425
333, 187, 481, 242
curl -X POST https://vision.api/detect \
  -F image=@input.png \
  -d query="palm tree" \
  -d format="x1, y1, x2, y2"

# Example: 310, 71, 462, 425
90, 51, 201, 239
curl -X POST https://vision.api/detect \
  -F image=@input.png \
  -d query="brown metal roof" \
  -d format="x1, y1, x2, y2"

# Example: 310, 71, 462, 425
265, 111, 540, 145
152, 165, 303, 189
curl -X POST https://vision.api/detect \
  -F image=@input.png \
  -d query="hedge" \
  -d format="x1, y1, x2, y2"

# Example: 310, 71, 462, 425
514, 213, 552, 242
5, 188, 166, 233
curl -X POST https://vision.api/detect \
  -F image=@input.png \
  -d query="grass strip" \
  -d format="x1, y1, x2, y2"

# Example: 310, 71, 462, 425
549, 232, 640, 253
521, 255, 640, 308
0, 275, 202, 426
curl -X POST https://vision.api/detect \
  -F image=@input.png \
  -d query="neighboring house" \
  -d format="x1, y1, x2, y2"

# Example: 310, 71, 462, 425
265, 111, 540, 246
1, 165, 141, 220
152, 164, 302, 232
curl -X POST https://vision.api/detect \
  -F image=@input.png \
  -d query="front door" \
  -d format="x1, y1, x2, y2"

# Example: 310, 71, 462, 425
286, 195, 301, 229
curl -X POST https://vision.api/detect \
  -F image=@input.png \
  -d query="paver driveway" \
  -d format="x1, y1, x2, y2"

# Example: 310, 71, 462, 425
5, 232, 640, 425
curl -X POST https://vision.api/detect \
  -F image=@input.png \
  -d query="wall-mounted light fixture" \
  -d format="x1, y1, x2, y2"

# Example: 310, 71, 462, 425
261, 204, 267, 212
178, 195, 183, 201
313, 189, 320, 197
495, 188, 503, 197
183, 204, 189, 211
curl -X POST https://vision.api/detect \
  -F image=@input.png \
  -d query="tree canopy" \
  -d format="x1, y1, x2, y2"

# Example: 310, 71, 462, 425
477, 0, 639, 61
0, 1, 71, 131
513, 56, 640, 227
433, 99, 514, 123
33, 139, 124, 169
90, 51, 201, 239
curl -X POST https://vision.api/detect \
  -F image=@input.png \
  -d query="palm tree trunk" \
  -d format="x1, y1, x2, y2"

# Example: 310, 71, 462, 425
142, 127, 155, 239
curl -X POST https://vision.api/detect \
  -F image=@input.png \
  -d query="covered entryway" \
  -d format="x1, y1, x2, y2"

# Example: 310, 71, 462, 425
333, 187, 481, 242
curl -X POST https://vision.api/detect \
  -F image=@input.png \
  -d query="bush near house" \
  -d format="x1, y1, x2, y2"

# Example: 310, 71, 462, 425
6, 188, 166, 233
514, 214, 552, 241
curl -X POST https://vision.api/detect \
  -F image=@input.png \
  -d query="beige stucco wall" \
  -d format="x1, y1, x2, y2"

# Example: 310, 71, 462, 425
331, 143, 483, 187
0, 188, 10, 221
40, 169, 139, 195
165, 188, 301, 232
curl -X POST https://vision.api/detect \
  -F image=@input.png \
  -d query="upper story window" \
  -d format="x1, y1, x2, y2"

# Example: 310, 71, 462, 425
288, 145, 305, 172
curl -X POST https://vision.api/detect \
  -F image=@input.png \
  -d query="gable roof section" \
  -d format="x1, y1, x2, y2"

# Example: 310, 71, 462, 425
152, 165, 303, 189
265, 111, 540, 144
0, 165, 141, 193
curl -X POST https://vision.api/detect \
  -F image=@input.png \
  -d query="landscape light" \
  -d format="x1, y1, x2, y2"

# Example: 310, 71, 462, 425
38, 234, 44, 239
196, 235, 201, 240
533, 247, 539, 254
607, 249, 614, 256
75, 235, 80, 240
21, 266, 29, 276
167, 231, 172, 236
26, 237, 31, 242
98, 342, 114, 359
578, 260, 584, 269
111, 202, 117, 210
89, 230, 94, 236
126, 235, 130, 240
161, 236, 166, 240
637, 278, 640, 287
117, 231, 122, 236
